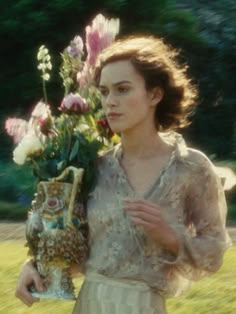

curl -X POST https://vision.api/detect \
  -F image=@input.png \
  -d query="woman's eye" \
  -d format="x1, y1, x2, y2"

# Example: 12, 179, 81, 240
117, 86, 129, 93
99, 89, 108, 97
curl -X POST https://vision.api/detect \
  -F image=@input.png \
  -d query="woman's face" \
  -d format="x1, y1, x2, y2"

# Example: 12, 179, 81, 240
98, 60, 161, 134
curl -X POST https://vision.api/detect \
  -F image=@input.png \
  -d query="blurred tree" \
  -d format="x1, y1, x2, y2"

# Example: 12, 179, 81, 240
173, 0, 236, 158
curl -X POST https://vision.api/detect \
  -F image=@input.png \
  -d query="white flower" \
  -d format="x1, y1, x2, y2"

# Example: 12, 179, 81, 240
37, 45, 49, 60
37, 64, 46, 71
91, 14, 120, 40
13, 133, 43, 165
42, 73, 50, 81
46, 62, 52, 70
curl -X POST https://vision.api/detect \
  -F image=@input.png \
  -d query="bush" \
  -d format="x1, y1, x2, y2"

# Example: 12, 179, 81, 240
0, 161, 35, 204
228, 203, 236, 222
0, 201, 28, 221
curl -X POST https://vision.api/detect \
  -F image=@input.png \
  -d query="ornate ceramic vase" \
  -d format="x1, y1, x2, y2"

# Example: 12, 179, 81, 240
25, 167, 88, 300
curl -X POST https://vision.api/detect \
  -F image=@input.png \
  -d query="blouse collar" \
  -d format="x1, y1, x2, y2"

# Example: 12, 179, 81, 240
112, 131, 189, 163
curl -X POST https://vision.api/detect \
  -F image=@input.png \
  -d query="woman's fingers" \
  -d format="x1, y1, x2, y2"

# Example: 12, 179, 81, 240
127, 208, 161, 224
123, 199, 161, 221
129, 215, 156, 228
15, 286, 40, 307
123, 199, 169, 240
123, 199, 179, 254
15, 260, 43, 307
33, 272, 45, 292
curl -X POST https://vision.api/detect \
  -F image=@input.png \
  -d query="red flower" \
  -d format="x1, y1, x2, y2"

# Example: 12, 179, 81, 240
96, 118, 114, 139
39, 117, 57, 136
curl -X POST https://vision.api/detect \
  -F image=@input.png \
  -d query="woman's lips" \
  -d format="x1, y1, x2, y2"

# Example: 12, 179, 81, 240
107, 113, 122, 119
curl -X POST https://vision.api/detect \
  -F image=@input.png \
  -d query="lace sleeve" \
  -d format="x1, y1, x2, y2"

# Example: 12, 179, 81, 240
165, 153, 232, 280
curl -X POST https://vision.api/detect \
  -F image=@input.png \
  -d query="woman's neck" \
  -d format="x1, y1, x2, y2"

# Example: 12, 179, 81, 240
120, 127, 170, 161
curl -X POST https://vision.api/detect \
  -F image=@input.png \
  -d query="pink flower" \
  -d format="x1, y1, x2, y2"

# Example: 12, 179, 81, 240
85, 14, 120, 66
67, 36, 84, 58
27, 101, 52, 137
77, 61, 93, 88
5, 118, 28, 144
30, 101, 51, 122
59, 93, 89, 113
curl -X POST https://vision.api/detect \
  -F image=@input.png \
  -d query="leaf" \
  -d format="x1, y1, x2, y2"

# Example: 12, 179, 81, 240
57, 160, 66, 172
69, 139, 79, 162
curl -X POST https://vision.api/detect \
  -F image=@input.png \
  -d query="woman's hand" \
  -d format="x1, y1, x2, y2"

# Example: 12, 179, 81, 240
15, 260, 44, 307
123, 199, 179, 255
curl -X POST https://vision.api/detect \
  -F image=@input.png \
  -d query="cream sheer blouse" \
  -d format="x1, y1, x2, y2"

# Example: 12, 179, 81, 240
85, 132, 231, 298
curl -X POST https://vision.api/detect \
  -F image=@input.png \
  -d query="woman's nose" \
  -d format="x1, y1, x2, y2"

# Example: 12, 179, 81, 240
105, 92, 117, 107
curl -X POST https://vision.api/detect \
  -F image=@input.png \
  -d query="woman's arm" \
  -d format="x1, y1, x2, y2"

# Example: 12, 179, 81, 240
167, 157, 232, 280
123, 154, 232, 280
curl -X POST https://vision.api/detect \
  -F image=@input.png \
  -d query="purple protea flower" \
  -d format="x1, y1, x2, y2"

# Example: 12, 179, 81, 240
85, 14, 120, 67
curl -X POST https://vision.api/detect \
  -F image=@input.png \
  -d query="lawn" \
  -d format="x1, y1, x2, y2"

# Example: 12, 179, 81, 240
0, 241, 235, 314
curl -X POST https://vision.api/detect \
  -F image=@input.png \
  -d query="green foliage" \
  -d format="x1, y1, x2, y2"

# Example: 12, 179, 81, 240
0, 202, 28, 221
228, 203, 236, 221
0, 161, 35, 203
171, 0, 236, 158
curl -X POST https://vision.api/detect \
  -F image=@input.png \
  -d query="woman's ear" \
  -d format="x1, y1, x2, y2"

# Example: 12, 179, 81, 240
150, 87, 163, 107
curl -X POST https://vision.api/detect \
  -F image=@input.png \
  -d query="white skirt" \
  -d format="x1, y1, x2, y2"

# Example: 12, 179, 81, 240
72, 272, 167, 314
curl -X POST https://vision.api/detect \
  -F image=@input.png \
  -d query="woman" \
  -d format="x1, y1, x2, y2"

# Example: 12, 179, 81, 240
15, 36, 231, 313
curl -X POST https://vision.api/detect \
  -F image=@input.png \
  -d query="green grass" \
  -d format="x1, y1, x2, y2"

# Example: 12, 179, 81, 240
167, 245, 236, 314
0, 241, 236, 314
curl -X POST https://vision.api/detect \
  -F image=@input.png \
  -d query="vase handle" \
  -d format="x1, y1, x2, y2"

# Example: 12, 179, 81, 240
50, 166, 84, 227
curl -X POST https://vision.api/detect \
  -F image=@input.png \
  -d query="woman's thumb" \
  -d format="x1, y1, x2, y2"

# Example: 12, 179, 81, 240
33, 274, 44, 292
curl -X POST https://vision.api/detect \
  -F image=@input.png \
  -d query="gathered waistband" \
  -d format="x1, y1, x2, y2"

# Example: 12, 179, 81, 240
73, 272, 167, 314
85, 271, 151, 292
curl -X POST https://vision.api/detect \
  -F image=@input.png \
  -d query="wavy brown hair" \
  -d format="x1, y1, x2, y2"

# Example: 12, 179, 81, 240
94, 36, 198, 131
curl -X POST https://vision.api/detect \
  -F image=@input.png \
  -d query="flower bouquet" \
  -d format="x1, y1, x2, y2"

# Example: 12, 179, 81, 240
5, 14, 120, 300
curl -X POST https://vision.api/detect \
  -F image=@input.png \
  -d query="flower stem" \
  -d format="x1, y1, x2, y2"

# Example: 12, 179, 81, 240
31, 158, 42, 178
42, 80, 48, 104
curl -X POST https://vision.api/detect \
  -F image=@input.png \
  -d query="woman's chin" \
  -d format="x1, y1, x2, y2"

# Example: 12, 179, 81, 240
107, 123, 123, 134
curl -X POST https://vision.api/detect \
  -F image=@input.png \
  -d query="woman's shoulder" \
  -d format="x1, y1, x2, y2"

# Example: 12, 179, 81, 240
185, 148, 236, 190
161, 131, 215, 172
178, 146, 225, 192
185, 147, 215, 169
